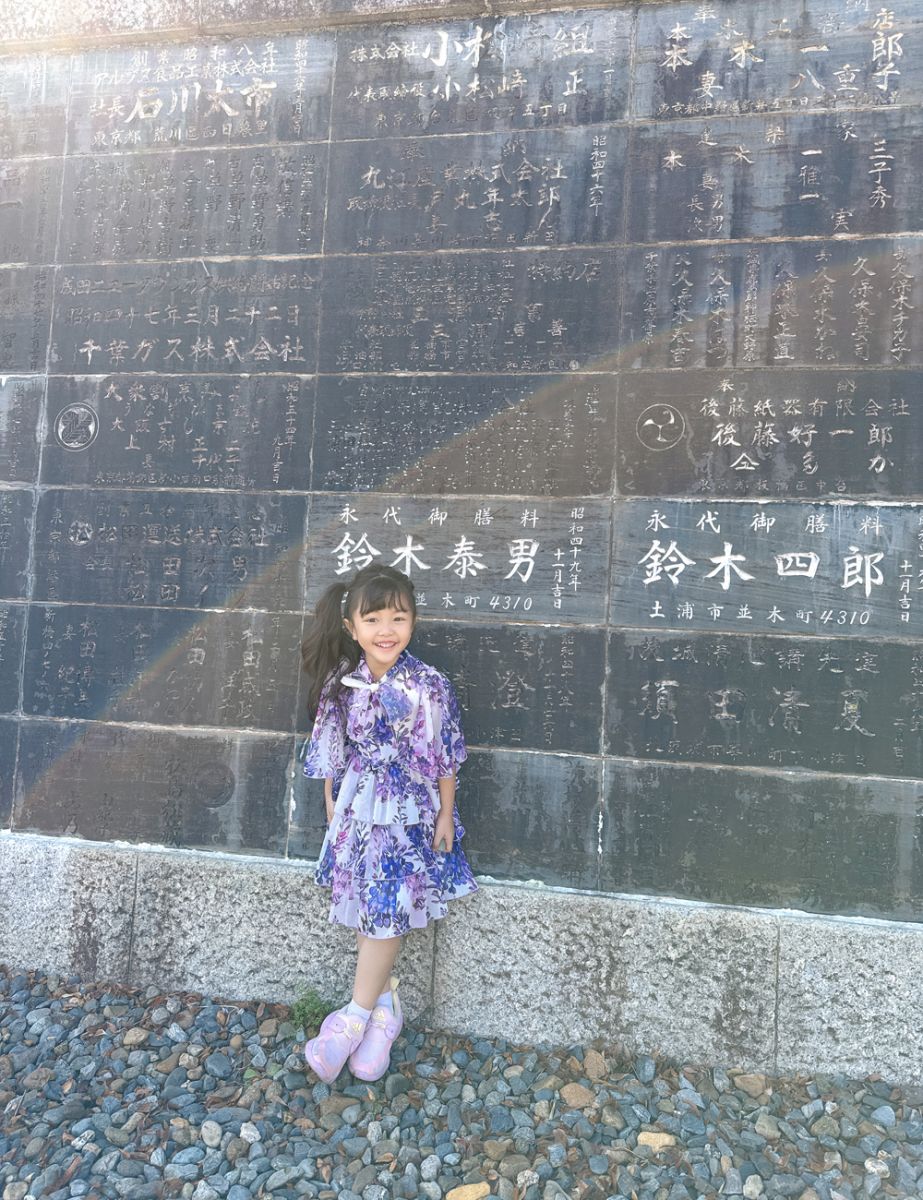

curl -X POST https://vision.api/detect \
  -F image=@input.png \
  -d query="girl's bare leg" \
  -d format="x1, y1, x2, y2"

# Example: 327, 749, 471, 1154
353, 931, 402, 1009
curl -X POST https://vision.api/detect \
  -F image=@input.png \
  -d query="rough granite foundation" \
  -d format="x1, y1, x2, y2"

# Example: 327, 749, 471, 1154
2, 831, 920, 1084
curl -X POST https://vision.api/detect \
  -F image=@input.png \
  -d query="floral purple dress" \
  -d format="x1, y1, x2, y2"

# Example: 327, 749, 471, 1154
304, 649, 479, 939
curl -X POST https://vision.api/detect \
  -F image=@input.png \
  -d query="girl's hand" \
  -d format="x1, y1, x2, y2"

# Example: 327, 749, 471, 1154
325, 795, 335, 825
432, 810, 454, 854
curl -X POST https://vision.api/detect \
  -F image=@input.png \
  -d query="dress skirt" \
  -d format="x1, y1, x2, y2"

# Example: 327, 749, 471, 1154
314, 788, 478, 938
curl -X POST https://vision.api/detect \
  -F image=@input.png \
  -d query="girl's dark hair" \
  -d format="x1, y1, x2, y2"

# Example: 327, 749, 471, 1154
301, 564, 417, 719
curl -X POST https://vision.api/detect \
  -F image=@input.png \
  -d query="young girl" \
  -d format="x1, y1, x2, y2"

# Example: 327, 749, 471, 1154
300, 563, 478, 1083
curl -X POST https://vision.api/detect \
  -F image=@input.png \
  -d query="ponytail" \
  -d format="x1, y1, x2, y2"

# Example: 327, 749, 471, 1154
301, 581, 360, 719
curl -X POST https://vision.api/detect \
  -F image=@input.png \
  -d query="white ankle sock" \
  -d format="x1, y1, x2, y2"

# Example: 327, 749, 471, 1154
346, 1000, 371, 1021
376, 990, 393, 1012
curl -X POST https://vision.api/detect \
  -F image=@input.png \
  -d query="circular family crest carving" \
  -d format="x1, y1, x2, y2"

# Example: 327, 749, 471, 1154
67, 520, 94, 546
191, 762, 236, 808
636, 403, 685, 451
54, 402, 99, 451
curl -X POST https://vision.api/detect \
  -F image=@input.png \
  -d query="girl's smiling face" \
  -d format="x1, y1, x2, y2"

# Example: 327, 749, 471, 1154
345, 603, 414, 679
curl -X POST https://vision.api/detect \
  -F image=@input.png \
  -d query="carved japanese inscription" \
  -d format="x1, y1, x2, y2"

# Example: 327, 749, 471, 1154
306, 495, 610, 623
633, 0, 923, 120
0, 490, 36, 599
0, 377, 41, 482
0, 604, 25, 714
325, 127, 624, 253
612, 500, 923, 637
311, 375, 613, 496
42, 376, 313, 491
15, 720, 291, 853
60, 147, 326, 263
333, 11, 630, 138
617, 370, 923, 499
608, 630, 923, 778
23, 605, 303, 732
0, 159, 61, 266
628, 109, 923, 245
621, 238, 923, 370
33, 491, 306, 611
52, 262, 319, 375
413, 621, 604, 754
69, 37, 335, 152
0, 268, 51, 372
0, 55, 69, 158
319, 250, 619, 373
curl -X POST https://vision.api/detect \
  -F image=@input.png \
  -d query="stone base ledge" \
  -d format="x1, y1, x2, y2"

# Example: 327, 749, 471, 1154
2, 830, 922, 1084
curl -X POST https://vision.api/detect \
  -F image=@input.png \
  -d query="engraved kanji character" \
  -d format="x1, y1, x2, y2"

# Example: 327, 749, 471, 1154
496, 671, 535, 709
239, 78, 277, 118
505, 538, 539, 583
124, 87, 163, 122
770, 688, 809, 734
774, 551, 820, 579
841, 545, 884, 597
711, 423, 741, 446
453, 25, 491, 67
443, 537, 486, 580
190, 337, 216, 363
206, 79, 240, 117
332, 532, 381, 574
78, 339, 102, 366
639, 679, 679, 721
662, 43, 692, 72
638, 540, 696, 586
249, 337, 277, 362
390, 536, 430, 576
705, 542, 754, 591
834, 689, 875, 737
728, 39, 763, 68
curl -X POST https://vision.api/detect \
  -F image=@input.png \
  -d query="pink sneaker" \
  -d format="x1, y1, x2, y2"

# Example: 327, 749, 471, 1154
348, 976, 403, 1082
303, 1006, 368, 1084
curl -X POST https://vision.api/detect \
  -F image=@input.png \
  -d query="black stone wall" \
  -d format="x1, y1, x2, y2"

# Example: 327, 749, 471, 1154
2, 1, 922, 920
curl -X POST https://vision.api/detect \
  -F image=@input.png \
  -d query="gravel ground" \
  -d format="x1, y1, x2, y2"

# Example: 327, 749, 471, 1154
1, 965, 920, 1200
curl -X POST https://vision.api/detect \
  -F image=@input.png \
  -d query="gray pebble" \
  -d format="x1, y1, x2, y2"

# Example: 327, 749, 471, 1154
1, 966, 920, 1200
204, 1053, 232, 1080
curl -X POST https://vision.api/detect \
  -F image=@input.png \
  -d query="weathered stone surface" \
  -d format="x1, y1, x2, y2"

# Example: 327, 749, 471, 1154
777, 916, 923, 1084
5, 832, 923, 1082
432, 881, 777, 1067
0, 833, 134, 979
129, 846, 435, 1013
0, 0, 196, 44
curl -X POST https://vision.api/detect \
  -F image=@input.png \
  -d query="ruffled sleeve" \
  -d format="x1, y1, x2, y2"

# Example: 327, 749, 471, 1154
303, 670, 347, 779
428, 671, 468, 779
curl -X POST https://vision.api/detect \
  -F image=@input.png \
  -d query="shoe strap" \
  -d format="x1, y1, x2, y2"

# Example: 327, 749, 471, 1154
370, 1007, 401, 1032
326, 1011, 367, 1040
